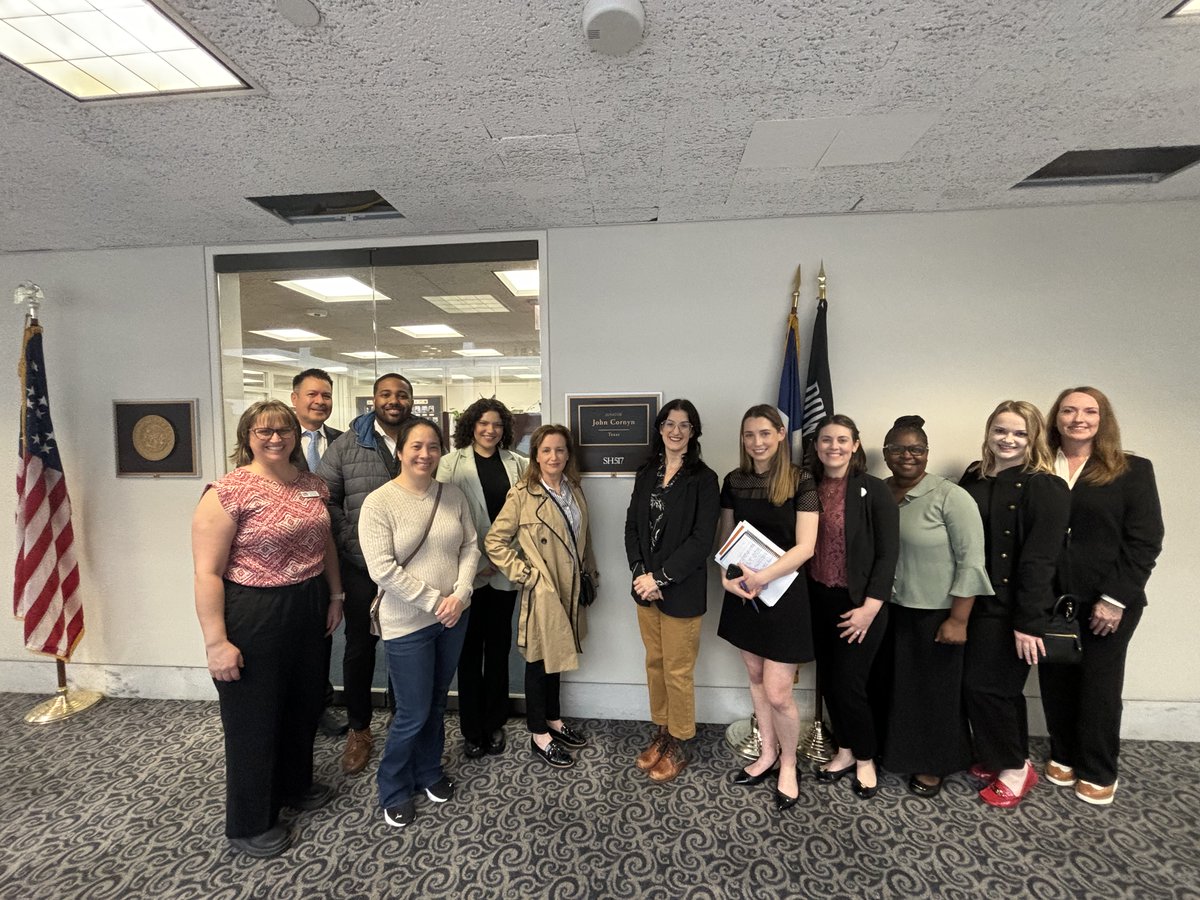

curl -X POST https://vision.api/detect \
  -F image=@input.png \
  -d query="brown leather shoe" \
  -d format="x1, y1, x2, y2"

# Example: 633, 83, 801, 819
636, 727, 669, 771
648, 738, 688, 783
341, 728, 373, 775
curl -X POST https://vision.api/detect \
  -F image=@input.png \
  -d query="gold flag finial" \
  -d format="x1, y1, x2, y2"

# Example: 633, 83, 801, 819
817, 261, 827, 302
790, 264, 801, 312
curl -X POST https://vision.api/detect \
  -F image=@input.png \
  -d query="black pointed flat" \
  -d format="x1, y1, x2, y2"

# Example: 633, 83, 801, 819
815, 762, 856, 783
851, 776, 879, 799
731, 758, 780, 786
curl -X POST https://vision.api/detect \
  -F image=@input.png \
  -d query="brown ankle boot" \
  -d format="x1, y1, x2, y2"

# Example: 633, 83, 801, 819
341, 728, 373, 774
636, 726, 669, 771
648, 737, 688, 783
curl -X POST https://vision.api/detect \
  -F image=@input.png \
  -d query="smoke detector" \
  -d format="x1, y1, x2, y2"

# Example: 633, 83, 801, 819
583, 0, 645, 56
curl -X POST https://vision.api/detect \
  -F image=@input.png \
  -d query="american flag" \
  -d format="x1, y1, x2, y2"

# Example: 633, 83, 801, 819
14, 322, 83, 660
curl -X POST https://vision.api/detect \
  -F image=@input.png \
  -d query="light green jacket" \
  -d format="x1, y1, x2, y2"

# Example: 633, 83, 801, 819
891, 473, 992, 610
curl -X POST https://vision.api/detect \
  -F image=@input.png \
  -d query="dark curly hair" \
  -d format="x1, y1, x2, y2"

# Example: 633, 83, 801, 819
453, 398, 515, 450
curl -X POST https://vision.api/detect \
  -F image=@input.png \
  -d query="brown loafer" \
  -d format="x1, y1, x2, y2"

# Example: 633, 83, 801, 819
636, 727, 669, 771
341, 728, 373, 775
648, 738, 688, 784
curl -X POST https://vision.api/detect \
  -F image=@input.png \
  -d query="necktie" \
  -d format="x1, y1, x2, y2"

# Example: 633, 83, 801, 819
305, 430, 321, 472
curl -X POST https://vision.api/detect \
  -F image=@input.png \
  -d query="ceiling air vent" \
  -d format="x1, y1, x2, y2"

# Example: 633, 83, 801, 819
1013, 146, 1200, 188
246, 190, 403, 224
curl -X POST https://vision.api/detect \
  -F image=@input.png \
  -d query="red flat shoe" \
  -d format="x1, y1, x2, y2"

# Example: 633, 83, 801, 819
969, 763, 996, 782
980, 765, 1039, 808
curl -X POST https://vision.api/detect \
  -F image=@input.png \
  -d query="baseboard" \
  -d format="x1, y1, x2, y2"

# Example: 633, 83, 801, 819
3, 660, 1197, 742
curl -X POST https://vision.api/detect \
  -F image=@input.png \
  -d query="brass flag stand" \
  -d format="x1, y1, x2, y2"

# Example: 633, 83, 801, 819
14, 282, 104, 725
25, 659, 103, 724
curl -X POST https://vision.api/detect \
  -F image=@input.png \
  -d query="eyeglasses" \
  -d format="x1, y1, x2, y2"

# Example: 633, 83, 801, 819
250, 427, 294, 440
662, 422, 693, 433
883, 444, 928, 457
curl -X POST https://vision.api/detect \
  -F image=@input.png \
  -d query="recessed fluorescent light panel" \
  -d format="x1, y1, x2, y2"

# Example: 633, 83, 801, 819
275, 277, 389, 303
341, 350, 398, 360
242, 352, 296, 363
0, 0, 249, 101
494, 268, 539, 298
514, 373, 541, 380
423, 294, 509, 314
391, 324, 463, 339
452, 348, 503, 358
249, 328, 330, 342
1167, 0, 1200, 15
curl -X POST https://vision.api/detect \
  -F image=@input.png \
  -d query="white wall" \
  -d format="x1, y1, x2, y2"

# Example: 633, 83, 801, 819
1, 201, 1197, 738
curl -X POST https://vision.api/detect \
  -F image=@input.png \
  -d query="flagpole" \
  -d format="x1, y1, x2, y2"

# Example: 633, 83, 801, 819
798, 260, 834, 763
13, 282, 103, 724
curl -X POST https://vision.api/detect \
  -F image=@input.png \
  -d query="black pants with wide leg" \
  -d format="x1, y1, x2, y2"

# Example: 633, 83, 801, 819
457, 585, 517, 745
340, 561, 380, 732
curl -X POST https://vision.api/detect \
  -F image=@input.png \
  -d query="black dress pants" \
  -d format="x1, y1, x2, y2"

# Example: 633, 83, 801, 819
525, 659, 561, 734
341, 561, 380, 732
963, 611, 1031, 771
809, 579, 888, 761
457, 585, 517, 744
215, 577, 327, 838
1038, 601, 1143, 786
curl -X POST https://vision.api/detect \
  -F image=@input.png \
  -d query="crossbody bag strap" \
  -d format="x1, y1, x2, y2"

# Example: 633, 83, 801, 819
400, 482, 443, 567
544, 487, 582, 564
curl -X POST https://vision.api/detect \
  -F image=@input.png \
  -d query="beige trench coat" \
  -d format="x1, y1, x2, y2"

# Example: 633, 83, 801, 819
484, 479, 600, 674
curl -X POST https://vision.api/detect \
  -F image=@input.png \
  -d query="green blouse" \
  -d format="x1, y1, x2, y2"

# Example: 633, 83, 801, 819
891, 473, 992, 610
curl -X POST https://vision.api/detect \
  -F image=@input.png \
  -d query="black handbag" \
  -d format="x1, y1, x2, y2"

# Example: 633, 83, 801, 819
1042, 594, 1083, 665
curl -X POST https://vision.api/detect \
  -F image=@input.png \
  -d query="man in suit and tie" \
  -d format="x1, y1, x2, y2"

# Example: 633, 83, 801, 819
292, 368, 347, 737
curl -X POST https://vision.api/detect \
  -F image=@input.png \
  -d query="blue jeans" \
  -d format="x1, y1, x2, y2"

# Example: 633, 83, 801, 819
377, 616, 470, 809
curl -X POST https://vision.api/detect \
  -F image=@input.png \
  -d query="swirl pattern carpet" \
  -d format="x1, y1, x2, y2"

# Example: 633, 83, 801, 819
1, 693, 1198, 899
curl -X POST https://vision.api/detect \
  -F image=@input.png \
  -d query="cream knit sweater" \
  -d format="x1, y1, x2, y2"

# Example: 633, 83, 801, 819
358, 480, 480, 640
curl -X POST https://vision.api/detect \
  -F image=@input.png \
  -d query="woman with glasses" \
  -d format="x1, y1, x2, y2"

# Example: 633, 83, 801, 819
192, 400, 344, 857
485, 425, 600, 769
717, 405, 820, 813
879, 415, 990, 798
1038, 387, 1163, 806
437, 398, 528, 760
359, 417, 480, 830
805, 415, 899, 800
959, 401, 1071, 808
624, 399, 720, 783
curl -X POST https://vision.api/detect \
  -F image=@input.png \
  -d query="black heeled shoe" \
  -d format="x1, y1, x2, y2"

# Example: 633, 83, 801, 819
731, 757, 780, 786
773, 768, 802, 811
815, 762, 856, 783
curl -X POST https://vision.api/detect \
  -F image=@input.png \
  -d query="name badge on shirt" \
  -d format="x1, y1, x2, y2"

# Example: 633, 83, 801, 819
299, 490, 321, 499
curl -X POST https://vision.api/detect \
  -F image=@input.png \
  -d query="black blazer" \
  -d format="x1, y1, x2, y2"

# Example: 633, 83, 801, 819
323, 424, 344, 443
959, 465, 1071, 634
1060, 455, 1163, 609
624, 461, 720, 618
811, 472, 899, 605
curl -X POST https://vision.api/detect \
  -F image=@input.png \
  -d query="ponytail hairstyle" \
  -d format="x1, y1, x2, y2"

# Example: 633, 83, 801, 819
738, 404, 799, 506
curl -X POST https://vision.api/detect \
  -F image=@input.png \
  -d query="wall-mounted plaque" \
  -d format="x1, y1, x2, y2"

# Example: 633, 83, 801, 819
566, 393, 661, 476
114, 400, 199, 477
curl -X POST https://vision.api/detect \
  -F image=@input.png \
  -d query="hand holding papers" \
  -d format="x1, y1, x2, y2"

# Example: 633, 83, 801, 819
714, 520, 798, 608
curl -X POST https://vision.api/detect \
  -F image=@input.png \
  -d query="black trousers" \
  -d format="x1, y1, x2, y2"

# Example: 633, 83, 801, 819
809, 580, 889, 761
963, 612, 1031, 771
214, 577, 327, 838
341, 561, 380, 731
525, 660, 561, 734
880, 605, 972, 777
1038, 602, 1143, 786
457, 585, 517, 744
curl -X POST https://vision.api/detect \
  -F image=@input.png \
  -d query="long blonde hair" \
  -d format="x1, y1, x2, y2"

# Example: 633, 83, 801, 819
738, 404, 799, 506
979, 400, 1054, 477
1047, 386, 1128, 486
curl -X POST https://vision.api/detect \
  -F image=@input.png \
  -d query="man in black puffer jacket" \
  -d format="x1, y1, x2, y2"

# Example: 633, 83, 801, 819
316, 372, 413, 774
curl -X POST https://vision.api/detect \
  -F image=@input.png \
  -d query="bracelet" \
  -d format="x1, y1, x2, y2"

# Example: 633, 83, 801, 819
330, 592, 346, 601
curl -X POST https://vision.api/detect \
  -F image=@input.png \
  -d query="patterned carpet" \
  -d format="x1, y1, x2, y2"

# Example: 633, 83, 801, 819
1, 692, 1198, 900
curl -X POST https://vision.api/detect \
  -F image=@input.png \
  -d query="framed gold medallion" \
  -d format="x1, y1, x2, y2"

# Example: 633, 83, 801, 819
114, 400, 199, 477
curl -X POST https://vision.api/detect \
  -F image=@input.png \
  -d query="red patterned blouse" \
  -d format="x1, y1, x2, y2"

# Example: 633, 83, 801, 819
810, 476, 848, 588
208, 468, 331, 588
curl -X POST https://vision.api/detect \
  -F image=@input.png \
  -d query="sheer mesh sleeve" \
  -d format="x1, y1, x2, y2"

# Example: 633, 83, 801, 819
793, 467, 820, 513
